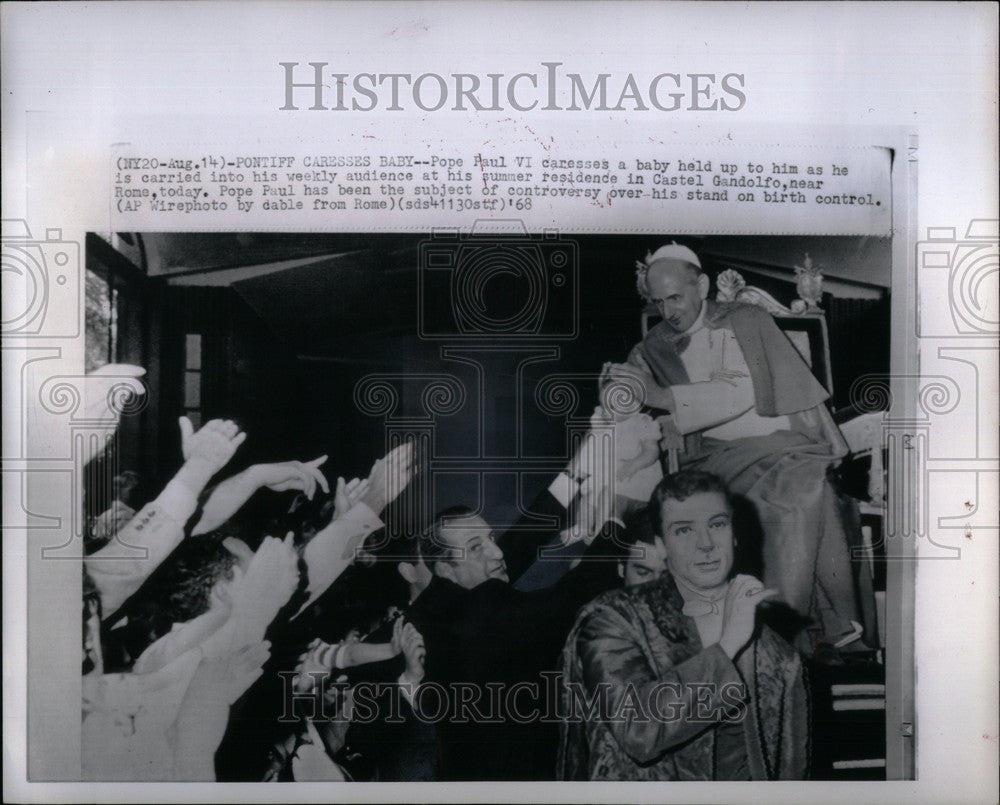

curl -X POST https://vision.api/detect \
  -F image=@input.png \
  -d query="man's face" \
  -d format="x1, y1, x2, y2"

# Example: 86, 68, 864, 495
646, 260, 708, 333
659, 491, 734, 592
620, 538, 668, 587
436, 514, 509, 589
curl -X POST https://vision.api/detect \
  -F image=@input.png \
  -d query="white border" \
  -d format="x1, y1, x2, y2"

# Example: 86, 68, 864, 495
3, 2, 998, 802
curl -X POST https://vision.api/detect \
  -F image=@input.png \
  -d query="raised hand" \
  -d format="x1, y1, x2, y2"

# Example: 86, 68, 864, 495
332, 476, 371, 521
398, 621, 426, 687
359, 441, 416, 516
249, 456, 330, 500
178, 417, 247, 487
193, 458, 330, 536
226, 532, 300, 646
568, 478, 621, 545
389, 615, 405, 655
717, 574, 779, 659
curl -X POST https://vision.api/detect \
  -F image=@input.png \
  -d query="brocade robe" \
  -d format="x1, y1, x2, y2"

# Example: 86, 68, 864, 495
557, 572, 808, 781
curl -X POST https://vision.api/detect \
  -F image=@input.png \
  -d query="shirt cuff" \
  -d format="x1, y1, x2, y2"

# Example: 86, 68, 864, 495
341, 500, 385, 531
548, 472, 577, 509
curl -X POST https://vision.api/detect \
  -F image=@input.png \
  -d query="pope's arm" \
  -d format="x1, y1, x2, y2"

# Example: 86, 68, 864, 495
626, 340, 756, 435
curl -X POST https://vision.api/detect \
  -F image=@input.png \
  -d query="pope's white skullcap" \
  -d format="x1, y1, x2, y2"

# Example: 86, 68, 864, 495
645, 242, 701, 270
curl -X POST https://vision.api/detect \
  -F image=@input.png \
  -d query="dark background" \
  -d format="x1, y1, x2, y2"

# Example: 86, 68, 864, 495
87, 231, 891, 531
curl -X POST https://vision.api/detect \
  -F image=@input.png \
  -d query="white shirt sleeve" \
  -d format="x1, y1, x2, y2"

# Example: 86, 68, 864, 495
131, 609, 224, 675
299, 502, 384, 612
547, 471, 577, 509
85, 476, 200, 617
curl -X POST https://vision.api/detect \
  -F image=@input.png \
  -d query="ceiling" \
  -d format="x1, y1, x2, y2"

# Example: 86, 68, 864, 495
106, 232, 891, 361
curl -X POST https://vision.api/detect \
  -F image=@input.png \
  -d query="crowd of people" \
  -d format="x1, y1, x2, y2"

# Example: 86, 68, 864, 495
80, 243, 875, 782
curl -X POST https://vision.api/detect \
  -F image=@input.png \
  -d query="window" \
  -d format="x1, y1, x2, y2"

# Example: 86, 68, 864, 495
183, 333, 202, 428
84, 268, 117, 372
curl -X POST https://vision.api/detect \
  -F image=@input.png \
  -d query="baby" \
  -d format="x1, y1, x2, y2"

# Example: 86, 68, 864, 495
584, 402, 664, 504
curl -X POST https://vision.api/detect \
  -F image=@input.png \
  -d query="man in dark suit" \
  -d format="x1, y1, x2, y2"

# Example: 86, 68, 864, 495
405, 491, 625, 781
317, 465, 585, 782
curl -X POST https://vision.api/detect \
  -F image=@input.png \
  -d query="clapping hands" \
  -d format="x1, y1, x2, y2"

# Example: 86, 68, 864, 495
391, 617, 426, 687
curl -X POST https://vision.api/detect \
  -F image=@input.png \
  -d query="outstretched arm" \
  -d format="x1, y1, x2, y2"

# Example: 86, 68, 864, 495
298, 442, 416, 612
207, 532, 301, 651
192, 456, 329, 536
86, 418, 246, 617
171, 639, 271, 780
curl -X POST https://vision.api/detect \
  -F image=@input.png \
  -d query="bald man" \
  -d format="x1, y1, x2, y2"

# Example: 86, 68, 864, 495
603, 244, 876, 655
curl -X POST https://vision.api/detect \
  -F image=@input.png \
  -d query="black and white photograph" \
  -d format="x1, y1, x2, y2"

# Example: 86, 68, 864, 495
78, 230, 895, 783
2, 3, 997, 803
